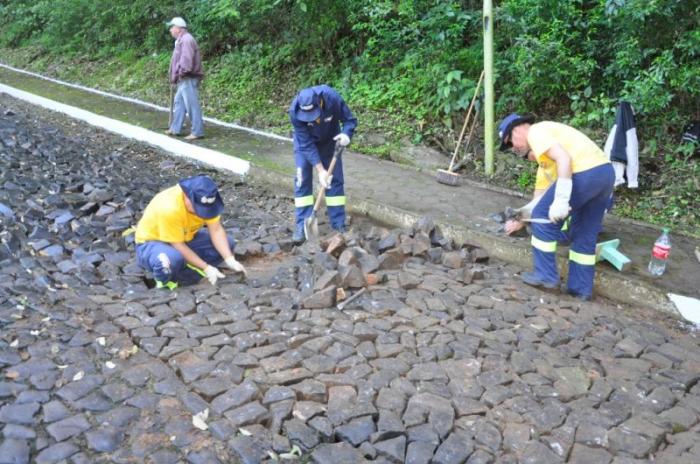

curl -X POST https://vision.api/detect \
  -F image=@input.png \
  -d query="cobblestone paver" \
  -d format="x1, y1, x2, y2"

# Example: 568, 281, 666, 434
1, 95, 699, 463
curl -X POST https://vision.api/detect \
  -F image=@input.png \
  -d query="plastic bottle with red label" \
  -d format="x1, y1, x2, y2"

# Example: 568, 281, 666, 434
648, 228, 671, 276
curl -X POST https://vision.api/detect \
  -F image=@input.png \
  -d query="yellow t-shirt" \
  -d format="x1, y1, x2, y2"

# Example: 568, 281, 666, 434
135, 185, 220, 244
528, 122, 609, 190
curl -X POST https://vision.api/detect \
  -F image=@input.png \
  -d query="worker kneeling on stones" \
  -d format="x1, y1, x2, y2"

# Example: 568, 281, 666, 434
289, 85, 357, 243
500, 113, 614, 301
134, 175, 246, 289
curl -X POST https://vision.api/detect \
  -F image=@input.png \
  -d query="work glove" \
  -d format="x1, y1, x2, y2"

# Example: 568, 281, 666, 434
549, 178, 572, 222
333, 133, 350, 147
224, 256, 248, 277
318, 169, 333, 190
203, 265, 225, 286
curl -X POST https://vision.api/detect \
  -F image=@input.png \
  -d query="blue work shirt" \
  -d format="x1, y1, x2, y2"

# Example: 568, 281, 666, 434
289, 85, 357, 166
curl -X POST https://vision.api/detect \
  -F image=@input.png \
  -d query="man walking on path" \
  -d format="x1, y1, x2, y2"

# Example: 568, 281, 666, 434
134, 175, 246, 289
500, 113, 614, 301
165, 16, 204, 140
289, 85, 357, 243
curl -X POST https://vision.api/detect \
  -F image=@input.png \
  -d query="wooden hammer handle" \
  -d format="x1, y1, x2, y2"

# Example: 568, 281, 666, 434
312, 145, 344, 212
337, 287, 366, 310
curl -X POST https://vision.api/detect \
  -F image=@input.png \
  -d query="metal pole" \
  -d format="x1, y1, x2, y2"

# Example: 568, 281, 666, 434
483, 0, 494, 176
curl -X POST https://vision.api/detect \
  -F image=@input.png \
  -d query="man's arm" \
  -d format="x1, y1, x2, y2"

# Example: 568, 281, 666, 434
545, 143, 573, 222
177, 35, 197, 78
338, 98, 357, 138
546, 143, 573, 179
207, 220, 233, 261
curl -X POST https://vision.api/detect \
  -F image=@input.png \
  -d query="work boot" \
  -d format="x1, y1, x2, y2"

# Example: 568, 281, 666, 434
333, 225, 346, 234
560, 284, 592, 301
521, 272, 560, 291
292, 226, 306, 244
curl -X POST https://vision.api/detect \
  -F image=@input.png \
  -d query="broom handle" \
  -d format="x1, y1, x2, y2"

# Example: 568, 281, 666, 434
462, 105, 480, 155
451, 106, 481, 173
448, 70, 484, 172
312, 146, 343, 212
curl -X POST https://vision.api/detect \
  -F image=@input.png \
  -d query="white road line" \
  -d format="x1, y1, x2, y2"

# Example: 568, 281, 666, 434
0, 62, 292, 142
0, 82, 251, 176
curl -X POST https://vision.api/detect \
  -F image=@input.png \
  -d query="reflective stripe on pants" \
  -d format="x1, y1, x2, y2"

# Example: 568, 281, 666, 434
530, 163, 615, 298
531, 236, 557, 253
569, 250, 596, 266
294, 195, 314, 208
294, 144, 346, 231
325, 195, 346, 207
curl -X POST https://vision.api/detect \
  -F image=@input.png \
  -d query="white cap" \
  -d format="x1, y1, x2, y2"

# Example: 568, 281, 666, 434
167, 17, 187, 28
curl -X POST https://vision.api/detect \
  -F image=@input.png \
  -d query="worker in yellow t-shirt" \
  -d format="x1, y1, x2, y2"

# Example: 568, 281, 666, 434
134, 175, 246, 289
498, 113, 614, 300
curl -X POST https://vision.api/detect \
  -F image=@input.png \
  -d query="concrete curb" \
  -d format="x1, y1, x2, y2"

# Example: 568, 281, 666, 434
0, 82, 251, 176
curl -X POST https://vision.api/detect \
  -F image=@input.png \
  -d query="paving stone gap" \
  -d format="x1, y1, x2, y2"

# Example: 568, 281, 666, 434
1, 95, 699, 463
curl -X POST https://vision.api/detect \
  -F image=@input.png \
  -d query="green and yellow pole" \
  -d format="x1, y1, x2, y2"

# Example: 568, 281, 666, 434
483, 0, 494, 176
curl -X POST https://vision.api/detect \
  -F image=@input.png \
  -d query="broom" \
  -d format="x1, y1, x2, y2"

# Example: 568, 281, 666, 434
436, 70, 484, 186
451, 104, 481, 172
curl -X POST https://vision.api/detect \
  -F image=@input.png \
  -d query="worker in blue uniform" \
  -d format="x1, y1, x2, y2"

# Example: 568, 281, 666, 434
289, 85, 357, 243
499, 113, 615, 300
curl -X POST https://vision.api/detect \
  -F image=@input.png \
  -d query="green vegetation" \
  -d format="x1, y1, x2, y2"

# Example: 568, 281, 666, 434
0, 0, 698, 235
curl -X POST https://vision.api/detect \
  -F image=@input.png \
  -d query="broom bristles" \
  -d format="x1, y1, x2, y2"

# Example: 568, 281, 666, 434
436, 168, 462, 186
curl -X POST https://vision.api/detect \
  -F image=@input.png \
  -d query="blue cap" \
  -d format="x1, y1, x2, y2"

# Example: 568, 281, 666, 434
178, 175, 224, 219
498, 113, 535, 151
294, 88, 321, 122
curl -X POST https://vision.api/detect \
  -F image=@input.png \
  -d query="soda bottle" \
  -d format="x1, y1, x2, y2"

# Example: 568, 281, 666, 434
648, 228, 671, 276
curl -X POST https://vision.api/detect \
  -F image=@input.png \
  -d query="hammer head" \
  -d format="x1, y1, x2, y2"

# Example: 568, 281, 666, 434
504, 206, 523, 221
491, 206, 522, 224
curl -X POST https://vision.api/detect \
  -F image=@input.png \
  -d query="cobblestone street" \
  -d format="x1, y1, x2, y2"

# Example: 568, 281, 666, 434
1, 95, 699, 463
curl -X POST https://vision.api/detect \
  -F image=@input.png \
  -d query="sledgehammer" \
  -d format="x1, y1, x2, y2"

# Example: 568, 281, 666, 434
503, 206, 552, 224
304, 145, 344, 242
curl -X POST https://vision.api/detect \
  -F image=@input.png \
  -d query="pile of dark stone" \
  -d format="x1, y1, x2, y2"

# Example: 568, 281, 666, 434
1, 97, 700, 464
298, 215, 489, 311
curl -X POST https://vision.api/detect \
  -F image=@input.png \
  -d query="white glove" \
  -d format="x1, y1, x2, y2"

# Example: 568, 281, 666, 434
333, 133, 350, 147
203, 265, 225, 286
518, 196, 542, 220
318, 169, 333, 189
548, 178, 572, 222
224, 256, 247, 277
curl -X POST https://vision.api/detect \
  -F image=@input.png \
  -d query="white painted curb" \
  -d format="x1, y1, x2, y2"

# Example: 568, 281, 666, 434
0, 62, 292, 142
0, 82, 251, 176
668, 293, 700, 326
